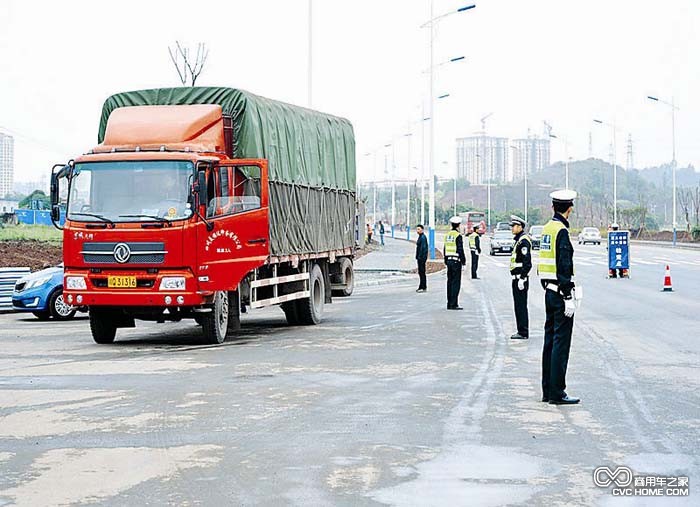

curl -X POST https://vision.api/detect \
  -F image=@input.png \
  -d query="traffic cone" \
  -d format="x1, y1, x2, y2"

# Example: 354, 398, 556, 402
661, 265, 673, 292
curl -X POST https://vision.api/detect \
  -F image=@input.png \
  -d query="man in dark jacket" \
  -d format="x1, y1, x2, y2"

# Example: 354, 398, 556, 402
378, 221, 385, 246
415, 224, 428, 292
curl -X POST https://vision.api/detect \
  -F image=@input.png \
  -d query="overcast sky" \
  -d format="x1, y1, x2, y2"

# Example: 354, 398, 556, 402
1, 0, 698, 186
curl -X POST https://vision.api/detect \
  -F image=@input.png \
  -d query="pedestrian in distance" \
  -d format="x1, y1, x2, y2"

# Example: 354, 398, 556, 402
509, 215, 532, 340
538, 189, 581, 405
444, 216, 466, 309
379, 221, 385, 246
415, 224, 428, 292
468, 225, 481, 279
366, 223, 373, 245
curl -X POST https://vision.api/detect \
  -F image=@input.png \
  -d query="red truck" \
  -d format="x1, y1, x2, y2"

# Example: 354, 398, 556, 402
50, 87, 357, 345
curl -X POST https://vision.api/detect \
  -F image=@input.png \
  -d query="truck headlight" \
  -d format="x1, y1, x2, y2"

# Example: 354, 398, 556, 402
66, 276, 87, 290
25, 276, 52, 290
159, 276, 186, 291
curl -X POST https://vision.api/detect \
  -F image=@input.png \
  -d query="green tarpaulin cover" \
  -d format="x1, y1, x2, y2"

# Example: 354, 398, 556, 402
98, 87, 356, 256
98, 87, 356, 190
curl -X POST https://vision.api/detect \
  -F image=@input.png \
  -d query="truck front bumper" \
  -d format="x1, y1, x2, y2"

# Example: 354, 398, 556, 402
63, 269, 213, 308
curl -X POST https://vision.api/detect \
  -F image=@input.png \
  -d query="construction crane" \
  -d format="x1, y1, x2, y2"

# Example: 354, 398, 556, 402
543, 120, 553, 137
480, 113, 493, 132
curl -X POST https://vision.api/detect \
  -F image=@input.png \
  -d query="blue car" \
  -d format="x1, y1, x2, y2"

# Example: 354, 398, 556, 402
12, 263, 80, 320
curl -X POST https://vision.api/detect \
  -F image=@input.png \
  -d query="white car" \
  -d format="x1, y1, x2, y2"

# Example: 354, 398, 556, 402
578, 227, 602, 245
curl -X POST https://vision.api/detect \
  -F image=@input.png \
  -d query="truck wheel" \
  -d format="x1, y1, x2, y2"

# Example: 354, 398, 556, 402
332, 258, 354, 297
296, 263, 324, 325
89, 309, 117, 344
49, 289, 77, 320
200, 290, 229, 344
281, 301, 299, 325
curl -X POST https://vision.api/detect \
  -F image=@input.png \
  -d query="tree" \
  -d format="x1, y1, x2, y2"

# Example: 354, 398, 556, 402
19, 190, 50, 210
168, 41, 209, 86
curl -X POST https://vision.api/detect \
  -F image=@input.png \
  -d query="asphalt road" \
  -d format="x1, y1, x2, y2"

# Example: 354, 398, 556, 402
0, 238, 697, 506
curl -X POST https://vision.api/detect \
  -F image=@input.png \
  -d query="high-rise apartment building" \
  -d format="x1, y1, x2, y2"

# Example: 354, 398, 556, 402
456, 135, 509, 185
0, 133, 14, 197
511, 136, 550, 181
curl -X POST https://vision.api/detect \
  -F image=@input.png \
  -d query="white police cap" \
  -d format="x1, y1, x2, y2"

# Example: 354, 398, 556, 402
449, 215, 462, 225
510, 214, 526, 227
550, 189, 577, 204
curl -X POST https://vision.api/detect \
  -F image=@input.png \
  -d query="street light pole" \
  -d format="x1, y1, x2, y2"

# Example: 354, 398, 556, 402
549, 133, 570, 189
647, 95, 679, 245
307, 0, 313, 108
391, 142, 396, 238
405, 131, 412, 240
423, 1, 475, 259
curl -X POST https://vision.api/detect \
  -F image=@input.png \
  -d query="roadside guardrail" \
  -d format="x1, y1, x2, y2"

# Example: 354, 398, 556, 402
0, 267, 30, 311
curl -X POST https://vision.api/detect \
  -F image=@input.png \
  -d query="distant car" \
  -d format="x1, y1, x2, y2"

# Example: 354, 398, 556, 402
12, 263, 82, 320
578, 227, 602, 245
489, 230, 515, 255
495, 222, 511, 232
529, 225, 544, 250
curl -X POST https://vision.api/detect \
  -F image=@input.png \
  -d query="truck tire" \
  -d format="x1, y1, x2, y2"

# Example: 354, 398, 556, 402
296, 263, 324, 325
200, 290, 229, 344
49, 289, 77, 320
281, 301, 300, 325
89, 309, 117, 344
332, 257, 354, 297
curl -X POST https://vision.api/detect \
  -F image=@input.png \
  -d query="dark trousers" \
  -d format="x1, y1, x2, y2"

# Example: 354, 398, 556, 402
511, 278, 529, 336
470, 251, 479, 278
542, 290, 574, 400
417, 259, 427, 290
380, 233, 384, 245
446, 259, 462, 308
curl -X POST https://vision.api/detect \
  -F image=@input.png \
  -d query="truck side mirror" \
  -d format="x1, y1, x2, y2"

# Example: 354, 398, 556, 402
50, 171, 60, 206
51, 204, 61, 222
197, 170, 208, 208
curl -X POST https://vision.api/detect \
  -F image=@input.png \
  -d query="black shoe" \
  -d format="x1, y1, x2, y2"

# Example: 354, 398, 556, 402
510, 333, 528, 340
541, 396, 549, 402
447, 306, 463, 310
549, 395, 580, 405
416, 288, 426, 293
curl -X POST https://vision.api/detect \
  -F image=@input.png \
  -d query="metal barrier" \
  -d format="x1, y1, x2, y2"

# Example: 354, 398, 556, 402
0, 267, 30, 311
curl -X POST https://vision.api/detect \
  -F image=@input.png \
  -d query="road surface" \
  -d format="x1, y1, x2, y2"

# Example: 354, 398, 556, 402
0, 238, 697, 506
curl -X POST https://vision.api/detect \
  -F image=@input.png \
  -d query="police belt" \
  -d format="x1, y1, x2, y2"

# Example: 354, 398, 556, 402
512, 275, 528, 280
445, 255, 461, 261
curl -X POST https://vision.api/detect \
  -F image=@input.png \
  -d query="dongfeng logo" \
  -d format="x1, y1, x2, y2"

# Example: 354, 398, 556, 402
113, 243, 131, 264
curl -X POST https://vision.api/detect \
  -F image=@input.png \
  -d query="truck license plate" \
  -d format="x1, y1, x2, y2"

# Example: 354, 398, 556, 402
107, 276, 137, 288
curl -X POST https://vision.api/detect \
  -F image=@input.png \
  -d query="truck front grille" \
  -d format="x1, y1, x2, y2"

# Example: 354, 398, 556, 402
81, 242, 166, 264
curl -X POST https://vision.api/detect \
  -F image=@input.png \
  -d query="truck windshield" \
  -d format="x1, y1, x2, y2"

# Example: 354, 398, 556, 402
67, 161, 194, 222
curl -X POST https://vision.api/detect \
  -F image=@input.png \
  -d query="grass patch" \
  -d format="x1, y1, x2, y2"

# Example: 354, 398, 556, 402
0, 225, 63, 244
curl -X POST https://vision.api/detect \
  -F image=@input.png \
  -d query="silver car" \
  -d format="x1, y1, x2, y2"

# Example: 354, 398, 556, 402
578, 227, 602, 245
489, 230, 515, 255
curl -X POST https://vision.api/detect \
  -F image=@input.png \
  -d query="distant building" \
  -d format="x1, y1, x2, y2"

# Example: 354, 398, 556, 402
511, 136, 550, 181
456, 135, 509, 185
0, 198, 19, 214
0, 133, 14, 198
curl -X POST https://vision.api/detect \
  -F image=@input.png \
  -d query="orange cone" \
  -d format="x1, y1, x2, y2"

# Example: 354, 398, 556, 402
662, 265, 673, 292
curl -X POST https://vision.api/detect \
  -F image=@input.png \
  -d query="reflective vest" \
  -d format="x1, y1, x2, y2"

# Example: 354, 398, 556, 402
445, 230, 460, 257
510, 234, 531, 272
468, 232, 478, 251
537, 219, 575, 281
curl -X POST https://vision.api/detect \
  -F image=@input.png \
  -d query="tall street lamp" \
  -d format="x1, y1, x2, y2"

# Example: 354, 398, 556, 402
511, 145, 527, 223
422, 1, 476, 259
404, 132, 413, 240
647, 95, 679, 245
549, 132, 571, 189
593, 119, 619, 226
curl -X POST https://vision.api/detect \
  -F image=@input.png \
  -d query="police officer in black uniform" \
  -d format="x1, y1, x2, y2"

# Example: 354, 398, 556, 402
444, 216, 466, 310
509, 215, 532, 340
538, 190, 580, 405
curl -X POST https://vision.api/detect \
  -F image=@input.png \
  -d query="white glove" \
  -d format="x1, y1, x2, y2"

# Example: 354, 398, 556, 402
517, 278, 526, 291
564, 298, 576, 318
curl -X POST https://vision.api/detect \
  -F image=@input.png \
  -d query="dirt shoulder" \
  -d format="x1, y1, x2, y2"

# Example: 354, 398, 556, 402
0, 241, 63, 272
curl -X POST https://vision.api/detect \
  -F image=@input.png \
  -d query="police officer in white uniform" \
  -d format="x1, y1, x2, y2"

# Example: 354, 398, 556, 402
538, 190, 580, 405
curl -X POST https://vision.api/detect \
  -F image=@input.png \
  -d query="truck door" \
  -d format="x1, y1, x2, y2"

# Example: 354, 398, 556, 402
196, 160, 269, 292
